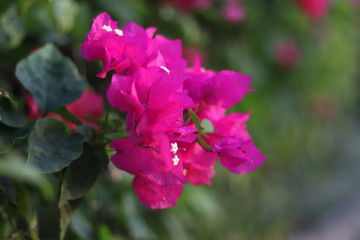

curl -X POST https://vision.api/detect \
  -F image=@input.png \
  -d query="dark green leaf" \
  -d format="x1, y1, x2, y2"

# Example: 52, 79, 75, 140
28, 118, 85, 173
75, 124, 97, 144
0, 177, 16, 205
0, 89, 26, 128
58, 145, 104, 240
15, 43, 86, 116
59, 145, 101, 207
0, 123, 33, 154
60, 199, 83, 240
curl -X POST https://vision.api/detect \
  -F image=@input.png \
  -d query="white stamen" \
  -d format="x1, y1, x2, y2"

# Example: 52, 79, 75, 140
114, 29, 123, 36
170, 143, 178, 154
183, 169, 188, 176
102, 25, 113, 32
172, 155, 180, 166
160, 66, 170, 73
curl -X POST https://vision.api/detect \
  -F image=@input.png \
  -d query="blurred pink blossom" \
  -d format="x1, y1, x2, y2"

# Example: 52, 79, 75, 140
274, 40, 299, 68
26, 89, 104, 130
295, 0, 330, 20
163, 0, 211, 11
222, 0, 246, 23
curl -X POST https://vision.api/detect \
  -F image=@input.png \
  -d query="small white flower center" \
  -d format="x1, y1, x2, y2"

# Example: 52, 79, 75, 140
160, 66, 170, 73
183, 169, 188, 176
170, 142, 178, 154
102, 25, 113, 32
114, 29, 123, 36
172, 155, 180, 166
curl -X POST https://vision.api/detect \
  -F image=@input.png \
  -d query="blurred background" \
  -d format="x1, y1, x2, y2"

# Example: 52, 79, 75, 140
1, 0, 360, 239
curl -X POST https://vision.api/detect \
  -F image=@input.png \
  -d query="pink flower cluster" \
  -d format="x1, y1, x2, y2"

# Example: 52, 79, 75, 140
162, 0, 211, 11
295, 0, 330, 20
81, 12, 265, 209
26, 89, 104, 130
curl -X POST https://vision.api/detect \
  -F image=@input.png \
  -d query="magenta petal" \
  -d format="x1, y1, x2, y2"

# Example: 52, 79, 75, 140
184, 165, 215, 186
110, 136, 185, 185
66, 89, 104, 128
122, 22, 149, 45
214, 112, 251, 140
167, 126, 197, 143
181, 142, 217, 185
203, 70, 251, 109
107, 73, 143, 112
214, 139, 265, 174
86, 12, 119, 40
133, 175, 183, 209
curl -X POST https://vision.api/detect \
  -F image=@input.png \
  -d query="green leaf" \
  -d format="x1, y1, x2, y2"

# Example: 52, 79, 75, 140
97, 224, 114, 240
15, 43, 86, 116
0, 5, 25, 50
58, 145, 102, 239
28, 118, 85, 173
0, 122, 33, 154
0, 89, 26, 128
53, 0, 79, 33
60, 199, 83, 240
75, 124, 97, 144
0, 152, 54, 200
59, 145, 101, 207
0, 177, 16, 205
201, 119, 215, 134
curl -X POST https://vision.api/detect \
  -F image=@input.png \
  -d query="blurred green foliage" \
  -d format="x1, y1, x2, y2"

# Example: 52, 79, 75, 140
1, 0, 360, 239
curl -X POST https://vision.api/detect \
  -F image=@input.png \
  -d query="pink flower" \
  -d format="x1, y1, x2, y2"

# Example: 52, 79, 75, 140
200, 71, 251, 109
107, 67, 193, 134
66, 90, 104, 129
274, 40, 299, 68
180, 142, 217, 185
222, 0, 246, 23
81, 13, 186, 78
26, 89, 104, 130
133, 174, 183, 209
213, 139, 265, 174
163, 0, 211, 11
82, 13, 266, 209
295, 0, 330, 20
111, 135, 185, 186
212, 112, 251, 141
184, 59, 264, 175
26, 94, 42, 119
